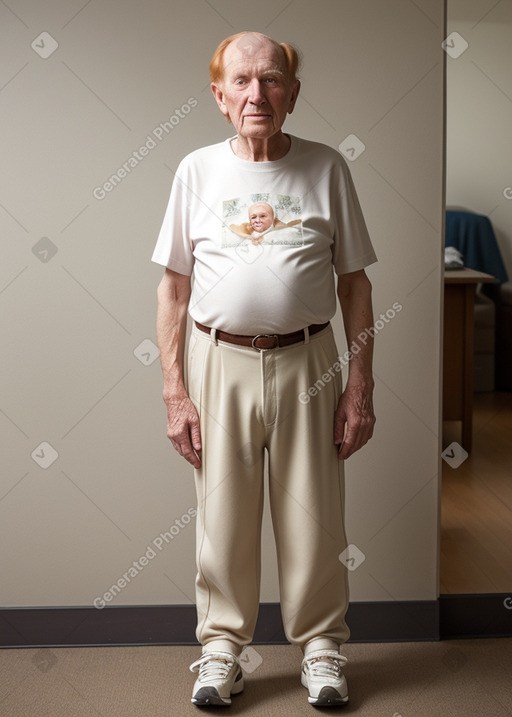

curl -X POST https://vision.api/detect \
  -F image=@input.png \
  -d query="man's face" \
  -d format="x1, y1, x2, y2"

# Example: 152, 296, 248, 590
211, 33, 300, 142
249, 203, 274, 232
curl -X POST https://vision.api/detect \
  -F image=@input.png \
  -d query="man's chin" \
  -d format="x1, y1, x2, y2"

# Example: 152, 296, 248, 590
239, 123, 280, 139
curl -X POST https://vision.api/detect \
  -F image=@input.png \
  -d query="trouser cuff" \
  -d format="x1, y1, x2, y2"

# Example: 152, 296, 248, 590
202, 639, 243, 657
304, 637, 340, 656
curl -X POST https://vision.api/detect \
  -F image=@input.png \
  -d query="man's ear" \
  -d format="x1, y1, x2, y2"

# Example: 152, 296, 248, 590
211, 82, 231, 122
287, 79, 301, 114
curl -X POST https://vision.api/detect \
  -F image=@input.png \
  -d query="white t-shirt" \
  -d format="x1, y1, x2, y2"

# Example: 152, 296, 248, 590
152, 134, 377, 334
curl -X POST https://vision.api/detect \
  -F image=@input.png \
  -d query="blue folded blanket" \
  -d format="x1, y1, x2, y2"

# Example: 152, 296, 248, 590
445, 211, 508, 283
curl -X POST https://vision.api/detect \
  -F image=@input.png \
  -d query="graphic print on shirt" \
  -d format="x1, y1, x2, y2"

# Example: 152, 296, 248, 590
222, 193, 304, 249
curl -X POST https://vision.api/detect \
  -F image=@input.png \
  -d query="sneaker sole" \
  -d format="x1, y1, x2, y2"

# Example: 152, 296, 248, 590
191, 686, 232, 706
191, 671, 244, 707
308, 686, 349, 707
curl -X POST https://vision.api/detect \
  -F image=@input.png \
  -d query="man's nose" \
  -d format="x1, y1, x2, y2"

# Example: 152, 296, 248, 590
247, 78, 266, 104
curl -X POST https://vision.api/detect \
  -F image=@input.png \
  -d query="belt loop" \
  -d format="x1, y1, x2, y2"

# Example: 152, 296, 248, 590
210, 328, 218, 346
303, 326, 310, 345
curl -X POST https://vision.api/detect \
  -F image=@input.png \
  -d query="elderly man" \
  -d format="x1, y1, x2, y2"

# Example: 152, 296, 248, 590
153, 31, 376, 708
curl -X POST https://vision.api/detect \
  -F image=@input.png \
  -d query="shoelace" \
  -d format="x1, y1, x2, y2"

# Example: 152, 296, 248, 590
303, 651, 348, 680
189, 651, 238, 683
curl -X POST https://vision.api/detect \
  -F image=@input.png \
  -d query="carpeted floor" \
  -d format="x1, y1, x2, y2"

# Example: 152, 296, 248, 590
1, 639, 511, 716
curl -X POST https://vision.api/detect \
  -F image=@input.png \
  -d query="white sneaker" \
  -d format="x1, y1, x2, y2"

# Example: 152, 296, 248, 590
190, 650, 244, 706
301, 649, 349, 707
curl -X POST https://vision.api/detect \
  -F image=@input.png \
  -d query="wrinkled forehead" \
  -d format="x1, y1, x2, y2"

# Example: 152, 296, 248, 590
222, 33, 287, 78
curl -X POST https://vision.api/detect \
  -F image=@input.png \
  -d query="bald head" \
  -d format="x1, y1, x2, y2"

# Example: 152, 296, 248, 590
249, 202, 274, 233
209, 31, 299, 86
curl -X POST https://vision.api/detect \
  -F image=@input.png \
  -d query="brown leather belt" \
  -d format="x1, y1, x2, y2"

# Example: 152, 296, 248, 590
194, 321, 329, 351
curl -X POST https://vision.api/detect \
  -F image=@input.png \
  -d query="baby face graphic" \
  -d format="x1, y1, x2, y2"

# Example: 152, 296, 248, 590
248, 202, 274, 233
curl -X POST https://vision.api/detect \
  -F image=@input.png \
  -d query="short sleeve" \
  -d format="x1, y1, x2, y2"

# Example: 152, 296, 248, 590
151, 162, 194, 276
331, 158, 377, 275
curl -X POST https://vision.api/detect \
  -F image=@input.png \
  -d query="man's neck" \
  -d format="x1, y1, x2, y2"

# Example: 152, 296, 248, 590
230, 132, 290, 162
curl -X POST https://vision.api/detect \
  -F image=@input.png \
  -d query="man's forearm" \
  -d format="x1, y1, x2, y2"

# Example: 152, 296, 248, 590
156, 268, 191, 397
334, 269, 376, 458
156, 268, 202, 467
337, 269, 374, 386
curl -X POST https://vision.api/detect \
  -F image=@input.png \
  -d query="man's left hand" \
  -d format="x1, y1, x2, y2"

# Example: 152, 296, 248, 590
334, 382, 375, 460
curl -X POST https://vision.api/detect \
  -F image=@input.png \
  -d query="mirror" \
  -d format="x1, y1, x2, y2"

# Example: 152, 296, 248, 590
441, 0, 512, 594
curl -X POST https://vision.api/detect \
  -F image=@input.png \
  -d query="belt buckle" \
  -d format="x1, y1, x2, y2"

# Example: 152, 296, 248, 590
251, 334, 279, 351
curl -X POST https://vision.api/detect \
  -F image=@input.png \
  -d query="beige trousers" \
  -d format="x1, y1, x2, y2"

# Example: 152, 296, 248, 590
187, 323, 350, 657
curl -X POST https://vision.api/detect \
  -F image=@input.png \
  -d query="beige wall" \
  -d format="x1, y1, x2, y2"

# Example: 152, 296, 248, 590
446, 0, 512, 275
0, 0, 445, 609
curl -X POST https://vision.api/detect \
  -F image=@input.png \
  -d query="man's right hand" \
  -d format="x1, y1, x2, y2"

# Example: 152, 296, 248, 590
164, 392, 202, 468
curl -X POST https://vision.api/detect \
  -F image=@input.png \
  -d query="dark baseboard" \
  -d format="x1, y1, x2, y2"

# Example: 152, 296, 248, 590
439, 593, 512, 639
1, 595, 510, 648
